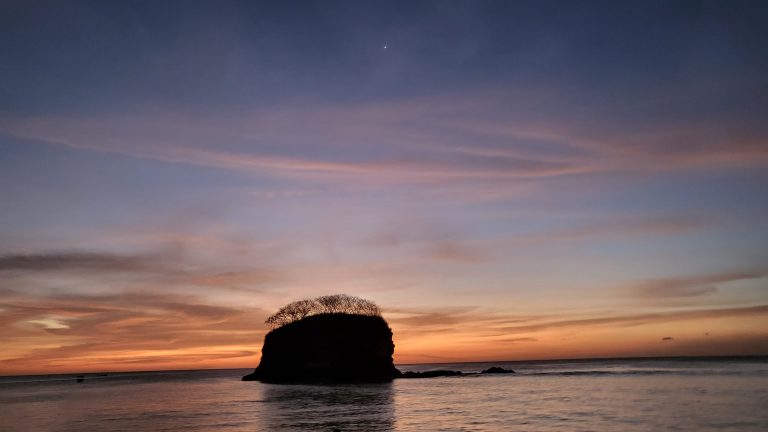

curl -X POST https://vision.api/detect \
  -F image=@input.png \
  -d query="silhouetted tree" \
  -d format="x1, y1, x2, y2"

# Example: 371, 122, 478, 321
316, 294, 343, 314
265, 294, 381, 329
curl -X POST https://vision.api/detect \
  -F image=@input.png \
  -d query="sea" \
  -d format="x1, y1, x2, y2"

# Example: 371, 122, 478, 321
1, 357, 767, 431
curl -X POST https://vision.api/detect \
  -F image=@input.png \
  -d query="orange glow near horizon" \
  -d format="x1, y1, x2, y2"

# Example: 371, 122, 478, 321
2, 305, 767, 376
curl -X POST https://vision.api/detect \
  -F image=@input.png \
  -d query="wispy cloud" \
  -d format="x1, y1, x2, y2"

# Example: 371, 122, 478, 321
0, 108, 588, 184
387, 303, 768, 339
385, 306, 479, 327
491, 305, 768, 334
3, 91, 765, 191
629, 272, 765, 298
387, 302, 768, 362
401, 215, 714, 260
425, 242, 487, 263
0, 290, 268, 374
516, 216, 713, 243
0, 251, 169, 274
495, 337, 538, 344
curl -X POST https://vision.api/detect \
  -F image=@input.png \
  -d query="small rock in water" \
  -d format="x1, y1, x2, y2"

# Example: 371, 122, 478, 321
481, 366, 515, 374
400, 370, 463, 378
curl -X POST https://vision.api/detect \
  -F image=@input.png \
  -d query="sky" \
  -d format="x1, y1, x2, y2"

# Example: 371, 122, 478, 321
1, 0, 767, 375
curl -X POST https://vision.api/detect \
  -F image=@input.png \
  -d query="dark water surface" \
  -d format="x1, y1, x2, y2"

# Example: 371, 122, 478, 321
1, 358, 767, 431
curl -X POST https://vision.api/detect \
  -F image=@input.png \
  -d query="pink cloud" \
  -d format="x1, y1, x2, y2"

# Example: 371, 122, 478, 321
3, 91, 764, 192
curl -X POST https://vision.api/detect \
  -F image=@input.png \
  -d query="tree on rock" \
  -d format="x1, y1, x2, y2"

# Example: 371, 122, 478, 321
265, 294, 381, 329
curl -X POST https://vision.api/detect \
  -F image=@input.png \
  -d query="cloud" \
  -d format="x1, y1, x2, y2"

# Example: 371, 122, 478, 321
0, 244, 293, 298
365, 215, 712, 266
181, 271, 279, 290
493, 305, 768, 334
421, 215, 714, 254
662, 336, 674, 341
425, 242, 487, 263
496, 337, 538, 343
0, 109, 588, 185
388, 303, 768, 341
385, 306, 479, 327
0, 251, 168, 274
2, 89, 765, 194
0, 289, 269, 374
630, 272, 765, 298
527, 216, 713, 242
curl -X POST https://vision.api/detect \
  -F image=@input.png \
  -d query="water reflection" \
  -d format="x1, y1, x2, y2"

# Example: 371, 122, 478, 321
259, 383, 394, 431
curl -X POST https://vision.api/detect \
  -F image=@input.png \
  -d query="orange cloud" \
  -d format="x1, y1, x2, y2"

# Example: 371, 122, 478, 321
388, 304, 768, 363
0, 290, 268, 375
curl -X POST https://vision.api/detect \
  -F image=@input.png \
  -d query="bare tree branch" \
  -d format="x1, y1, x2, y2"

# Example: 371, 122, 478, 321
265, 294, 381, 329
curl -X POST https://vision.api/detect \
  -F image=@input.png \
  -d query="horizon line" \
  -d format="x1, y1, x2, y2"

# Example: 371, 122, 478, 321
2, 354, 767, 378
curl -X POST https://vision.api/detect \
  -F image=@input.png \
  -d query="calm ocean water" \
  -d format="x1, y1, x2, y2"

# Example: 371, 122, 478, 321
1, 357, 767, 431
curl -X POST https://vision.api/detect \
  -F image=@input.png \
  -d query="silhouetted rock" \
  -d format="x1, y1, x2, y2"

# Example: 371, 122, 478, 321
481, 366, 515, 374
399, 370, 464, 378
242, 313, 400, 383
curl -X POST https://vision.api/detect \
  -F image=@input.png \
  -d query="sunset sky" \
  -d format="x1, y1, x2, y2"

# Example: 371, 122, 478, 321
1, 1, 767, 375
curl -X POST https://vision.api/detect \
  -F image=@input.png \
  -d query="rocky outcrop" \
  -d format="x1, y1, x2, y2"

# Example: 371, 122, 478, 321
241, 303, 517, 383
399, 370, 464, 378
481, 366, 515, 374
242, 313, 400, 383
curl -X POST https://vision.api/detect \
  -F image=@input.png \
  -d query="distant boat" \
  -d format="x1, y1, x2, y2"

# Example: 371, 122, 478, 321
76, 375, 84, 383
